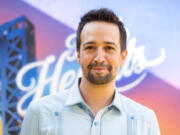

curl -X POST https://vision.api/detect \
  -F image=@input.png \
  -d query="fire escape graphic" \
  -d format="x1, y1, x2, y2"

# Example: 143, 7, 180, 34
0, 16, 36, 135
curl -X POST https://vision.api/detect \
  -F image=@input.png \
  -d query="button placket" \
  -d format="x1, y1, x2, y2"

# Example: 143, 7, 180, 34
91, 118, 100, 135
90, 107, 108, 135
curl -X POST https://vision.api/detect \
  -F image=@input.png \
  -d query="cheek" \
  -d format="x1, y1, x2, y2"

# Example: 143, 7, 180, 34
79, 55, 91, 67
108, 57, 121, 70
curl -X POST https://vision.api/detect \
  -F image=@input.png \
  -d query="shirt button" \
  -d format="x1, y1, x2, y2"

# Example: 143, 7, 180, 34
94, 121, 98, 126
54, 111, 59, 116
130, 116, 135, 120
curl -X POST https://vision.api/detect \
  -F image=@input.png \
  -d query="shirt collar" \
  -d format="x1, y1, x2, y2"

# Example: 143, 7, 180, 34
65, 78, 123, 112
111, 89, 123, 112
65, 78, 84, 106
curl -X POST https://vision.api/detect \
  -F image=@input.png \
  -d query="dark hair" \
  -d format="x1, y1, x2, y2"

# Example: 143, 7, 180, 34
76, 8, 127, 53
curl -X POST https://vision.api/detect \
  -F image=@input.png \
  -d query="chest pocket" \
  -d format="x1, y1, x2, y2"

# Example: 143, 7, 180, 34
127, 116, 151, 135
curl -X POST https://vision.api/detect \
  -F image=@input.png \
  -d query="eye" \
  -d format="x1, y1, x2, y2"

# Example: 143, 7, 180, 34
105, 46, 115, 50
85, 46, 94, 50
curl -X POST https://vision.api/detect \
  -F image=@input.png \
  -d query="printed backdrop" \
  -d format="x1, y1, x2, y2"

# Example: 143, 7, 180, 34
0, 0, 180, 135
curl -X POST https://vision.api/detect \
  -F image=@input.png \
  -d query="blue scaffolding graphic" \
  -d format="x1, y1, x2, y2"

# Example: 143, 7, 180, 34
0, 16, 36, 135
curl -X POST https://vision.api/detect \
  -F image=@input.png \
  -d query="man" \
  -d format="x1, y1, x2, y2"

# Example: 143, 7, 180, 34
20, 8, 161, 135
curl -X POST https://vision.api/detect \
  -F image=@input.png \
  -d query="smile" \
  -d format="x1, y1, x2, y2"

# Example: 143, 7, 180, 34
92, 67, 107, 71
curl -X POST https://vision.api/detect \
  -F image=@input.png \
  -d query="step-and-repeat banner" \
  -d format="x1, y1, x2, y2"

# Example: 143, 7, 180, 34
0, 0, 180, 135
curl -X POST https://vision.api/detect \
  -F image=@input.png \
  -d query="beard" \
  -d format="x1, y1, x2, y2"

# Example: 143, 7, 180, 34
86, 62, 113, 85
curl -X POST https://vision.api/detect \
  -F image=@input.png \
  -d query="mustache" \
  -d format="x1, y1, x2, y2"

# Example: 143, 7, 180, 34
88, 62, 112, 71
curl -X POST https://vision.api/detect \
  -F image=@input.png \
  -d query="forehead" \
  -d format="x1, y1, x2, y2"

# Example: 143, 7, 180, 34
81, 21, 120, 43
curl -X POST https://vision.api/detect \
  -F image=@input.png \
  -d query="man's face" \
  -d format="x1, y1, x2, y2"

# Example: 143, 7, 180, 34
77, 21, 127, 85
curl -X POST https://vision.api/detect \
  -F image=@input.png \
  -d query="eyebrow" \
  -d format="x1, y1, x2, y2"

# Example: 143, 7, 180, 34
82, 41, 118, 48
82, 41, 95, 47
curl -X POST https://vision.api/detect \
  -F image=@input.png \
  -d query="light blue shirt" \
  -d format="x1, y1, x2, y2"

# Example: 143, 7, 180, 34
20, 80, 161, 135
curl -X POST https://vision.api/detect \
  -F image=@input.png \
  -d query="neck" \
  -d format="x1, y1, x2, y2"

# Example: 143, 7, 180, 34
80, 77, 116, 116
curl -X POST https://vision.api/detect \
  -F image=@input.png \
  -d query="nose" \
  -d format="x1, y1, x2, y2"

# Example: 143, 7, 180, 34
94, 47, 105, 63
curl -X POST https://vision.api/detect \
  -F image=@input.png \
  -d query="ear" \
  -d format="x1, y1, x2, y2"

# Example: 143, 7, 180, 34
76, 50, 80, 64
120, 50, 128, 66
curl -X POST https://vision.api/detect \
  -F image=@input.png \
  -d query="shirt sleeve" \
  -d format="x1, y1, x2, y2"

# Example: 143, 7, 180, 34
20, 103, 39, 135
151, 111, 161, 135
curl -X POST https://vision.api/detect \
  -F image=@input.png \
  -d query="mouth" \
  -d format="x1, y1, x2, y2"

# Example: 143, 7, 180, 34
88, 62, 112, 72
92, 67, 106, 71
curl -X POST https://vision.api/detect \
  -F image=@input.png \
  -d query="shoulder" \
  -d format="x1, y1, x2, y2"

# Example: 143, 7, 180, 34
118, 93, 156, 122
27, 90, 69, 115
